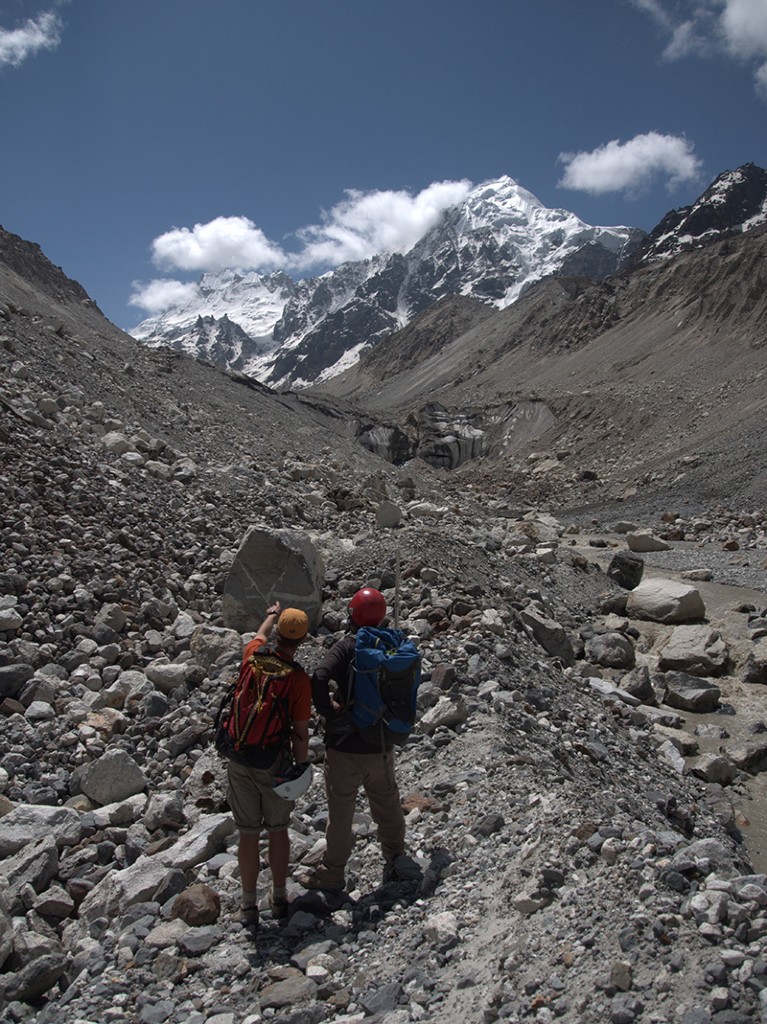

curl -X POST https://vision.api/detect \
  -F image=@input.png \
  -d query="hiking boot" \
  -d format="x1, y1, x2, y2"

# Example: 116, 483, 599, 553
383, 853, 423, 884
269, 890, 289, 919
295, 866, 345, 892
233, 904, 259, 928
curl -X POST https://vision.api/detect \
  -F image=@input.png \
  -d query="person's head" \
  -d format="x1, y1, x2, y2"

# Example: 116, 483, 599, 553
276, 607, 309, 650
348, 587, 387, 629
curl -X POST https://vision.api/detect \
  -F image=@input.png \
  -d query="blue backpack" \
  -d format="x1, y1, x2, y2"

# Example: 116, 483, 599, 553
349, 626, 422, 745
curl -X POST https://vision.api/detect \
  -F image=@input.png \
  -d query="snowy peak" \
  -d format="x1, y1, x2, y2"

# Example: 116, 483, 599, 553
130, 174, 647, 387
132, 270, 296, 366
632, 163, 767, 264
401, 177, 641, 315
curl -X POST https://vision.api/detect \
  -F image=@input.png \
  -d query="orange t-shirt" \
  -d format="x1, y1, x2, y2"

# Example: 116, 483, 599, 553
241, 637, 311, 724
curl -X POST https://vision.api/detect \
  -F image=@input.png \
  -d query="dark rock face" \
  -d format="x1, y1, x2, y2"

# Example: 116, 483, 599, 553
630, 163, 767, 265
351, 399, 559, 470
0, 226, 98, 309
191, 314, 259, 370
265, 196, 642, 387
269, 256, 409, 384
607, 551, 645, 590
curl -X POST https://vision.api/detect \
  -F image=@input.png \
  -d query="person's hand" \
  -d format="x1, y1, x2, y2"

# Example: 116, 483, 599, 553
265, 601, 282, 617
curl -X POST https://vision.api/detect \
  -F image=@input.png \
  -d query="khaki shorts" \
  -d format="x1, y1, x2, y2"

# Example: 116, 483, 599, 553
227, 758, 293, 833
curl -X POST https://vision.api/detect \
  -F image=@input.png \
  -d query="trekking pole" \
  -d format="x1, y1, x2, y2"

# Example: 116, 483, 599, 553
394, 549, 401, 629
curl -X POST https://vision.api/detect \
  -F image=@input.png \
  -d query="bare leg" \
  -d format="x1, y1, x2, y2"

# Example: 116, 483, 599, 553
267, 829, 290, 889
238, 832, 261, 894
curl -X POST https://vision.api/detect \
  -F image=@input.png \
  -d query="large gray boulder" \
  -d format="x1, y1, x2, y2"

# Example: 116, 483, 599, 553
222, 527, 325, 633
658, 625, 729, 677
80, 749, 148, 805
689, 753, 738, 786
585, 632, 636, 670
660, 671, 721, 712
626, 579, 705, 624
729, 741, 767, 775
626, 530, 671, 552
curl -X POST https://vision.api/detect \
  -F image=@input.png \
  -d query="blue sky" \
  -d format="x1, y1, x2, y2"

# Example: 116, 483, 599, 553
1, 0, 765, 331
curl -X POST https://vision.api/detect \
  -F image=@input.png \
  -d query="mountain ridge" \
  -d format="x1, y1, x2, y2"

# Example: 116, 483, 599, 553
313, 220, 767, 506
131, 176, 645, 387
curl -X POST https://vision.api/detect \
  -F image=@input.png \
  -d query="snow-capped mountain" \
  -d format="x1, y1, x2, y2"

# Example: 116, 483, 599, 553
131, 269, 296, 370
132, 176, 647, 387
630, 163, 767, 265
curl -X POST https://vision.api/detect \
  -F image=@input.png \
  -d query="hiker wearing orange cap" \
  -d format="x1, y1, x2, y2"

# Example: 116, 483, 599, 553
223, 600, 311, 928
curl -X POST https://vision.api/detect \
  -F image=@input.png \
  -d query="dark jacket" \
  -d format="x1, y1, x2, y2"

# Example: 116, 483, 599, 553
311, 633, 391, 753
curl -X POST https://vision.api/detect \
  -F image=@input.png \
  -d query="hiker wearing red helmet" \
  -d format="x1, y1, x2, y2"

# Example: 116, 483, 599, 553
295, 587, 407, 892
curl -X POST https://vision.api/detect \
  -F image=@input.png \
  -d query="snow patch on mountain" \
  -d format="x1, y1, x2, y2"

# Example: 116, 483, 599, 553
631, 163, 767, 265
130, 175, 645, 386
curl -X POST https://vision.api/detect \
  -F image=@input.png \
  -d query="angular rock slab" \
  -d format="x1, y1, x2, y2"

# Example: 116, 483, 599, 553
0, 805, 82, 857
658, 625, 729, 677
222, 527, 324, 633
661, 671, 721, 712
518, 607, 575, 665
626, 530, 671, 552
0, 885, 12, 969
80, 748, 148, 806
626, 579, 705, 624
78, 855, 177, 924
0, 835, 58, 912
689, 753, 737, 785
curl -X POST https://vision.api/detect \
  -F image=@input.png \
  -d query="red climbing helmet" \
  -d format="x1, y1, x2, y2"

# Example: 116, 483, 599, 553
348, 587, 387, 627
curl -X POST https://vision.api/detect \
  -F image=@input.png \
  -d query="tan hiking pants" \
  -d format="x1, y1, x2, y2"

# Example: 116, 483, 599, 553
321, 747, 406, 880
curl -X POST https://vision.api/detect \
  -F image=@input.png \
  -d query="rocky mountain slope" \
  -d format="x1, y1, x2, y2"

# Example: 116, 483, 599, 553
132, 177, 643, 388
317, 217, 767, 512
132, 165, 767, 396
629, 163, 767, 266
1, 226, 767, 1024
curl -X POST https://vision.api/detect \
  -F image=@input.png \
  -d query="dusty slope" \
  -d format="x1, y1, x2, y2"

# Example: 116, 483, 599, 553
317, 227, 767, 513
0, 228, 390, 484
2, 225, 767, 1024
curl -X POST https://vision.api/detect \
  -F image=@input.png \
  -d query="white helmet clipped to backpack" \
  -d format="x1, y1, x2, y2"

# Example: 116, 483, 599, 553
273, 762, 314, 801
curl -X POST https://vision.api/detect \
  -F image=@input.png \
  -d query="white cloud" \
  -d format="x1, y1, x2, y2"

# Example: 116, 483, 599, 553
719, 0, 767, 92
129, 279, 201, 315
150, 216, 287, 273
633, 0, 767, 97
558, 132, 703, 196
142, 180, 473, 293
0, 10, 63, 68
292, 180, 472, 269
756, 60, 767, 99
720, 0, 767, 58
664, 18, 711, 59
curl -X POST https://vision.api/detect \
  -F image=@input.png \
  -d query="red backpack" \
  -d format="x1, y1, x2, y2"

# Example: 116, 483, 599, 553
214, 646, 299, 767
